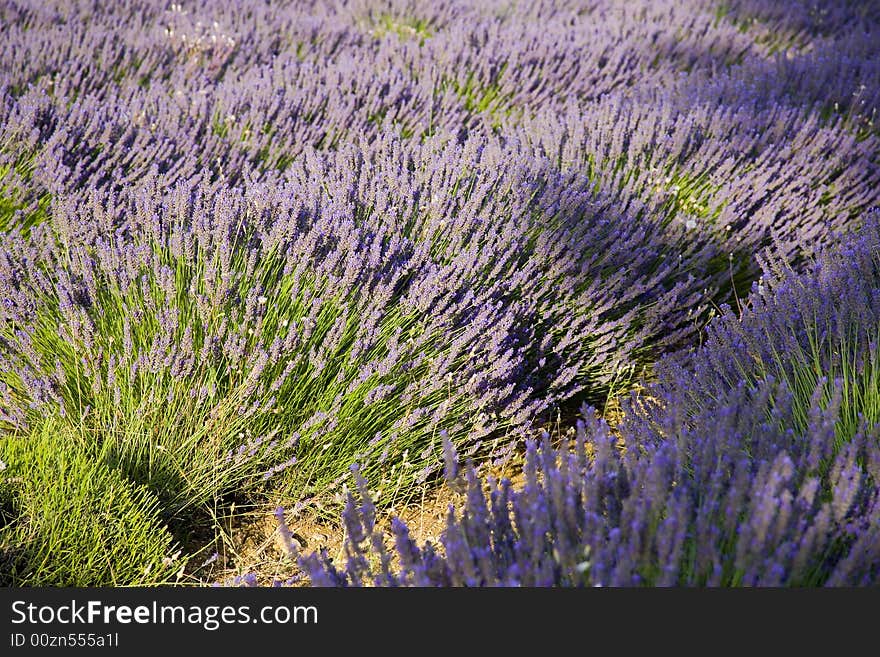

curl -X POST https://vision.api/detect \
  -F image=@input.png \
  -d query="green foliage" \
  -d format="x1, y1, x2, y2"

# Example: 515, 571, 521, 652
446, 65, 510, 119
0, 151, 50, 234
0, 420, 182, 586
736, 319, 880, 453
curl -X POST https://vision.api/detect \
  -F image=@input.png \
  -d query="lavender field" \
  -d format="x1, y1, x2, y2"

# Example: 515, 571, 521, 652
0, 0, 878, 587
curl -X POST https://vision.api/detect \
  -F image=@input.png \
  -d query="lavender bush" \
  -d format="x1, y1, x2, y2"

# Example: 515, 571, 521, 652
0, 1, 878, 585
294, 215, 880, 586
0, 137, 717, 514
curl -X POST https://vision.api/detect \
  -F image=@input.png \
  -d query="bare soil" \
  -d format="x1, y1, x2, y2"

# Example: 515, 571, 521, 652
186, 399, 634, 587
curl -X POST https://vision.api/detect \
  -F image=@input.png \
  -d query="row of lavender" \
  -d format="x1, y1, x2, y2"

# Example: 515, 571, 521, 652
0, 1, 879, 583
3, 1, 878, 246
293, 212, 880, 586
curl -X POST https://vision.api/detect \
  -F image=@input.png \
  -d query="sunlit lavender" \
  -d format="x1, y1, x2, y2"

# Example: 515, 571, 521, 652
0, 0, 878, 586
295, 215, 880, 586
